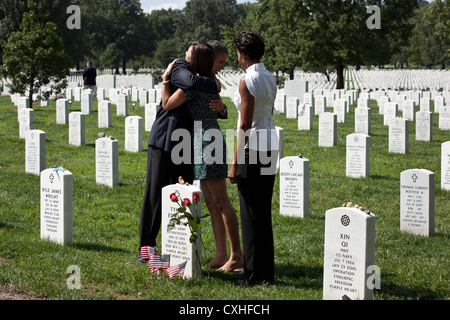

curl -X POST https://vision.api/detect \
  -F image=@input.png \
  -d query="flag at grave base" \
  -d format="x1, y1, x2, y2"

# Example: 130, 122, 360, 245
140, 246, 156, 260
149, 254, 170, 273
166, 261, 186, 280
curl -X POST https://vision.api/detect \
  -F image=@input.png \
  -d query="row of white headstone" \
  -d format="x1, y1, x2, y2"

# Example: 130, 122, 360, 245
279, 148, 448, 232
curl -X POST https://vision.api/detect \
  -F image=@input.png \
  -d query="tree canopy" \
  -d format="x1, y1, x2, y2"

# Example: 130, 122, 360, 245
0, 0, 448, 90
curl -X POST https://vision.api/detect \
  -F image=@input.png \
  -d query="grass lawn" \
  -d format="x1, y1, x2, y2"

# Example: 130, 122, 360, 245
0, 93, 448, 301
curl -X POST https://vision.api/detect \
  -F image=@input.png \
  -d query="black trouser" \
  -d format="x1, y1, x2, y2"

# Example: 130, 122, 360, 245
138, 146, 193, 249
237, 149, 278, 284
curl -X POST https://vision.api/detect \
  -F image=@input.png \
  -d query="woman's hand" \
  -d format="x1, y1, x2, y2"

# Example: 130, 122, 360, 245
228, 164, 238, 184
209, 99, 225, 113
163, 59, 177, 82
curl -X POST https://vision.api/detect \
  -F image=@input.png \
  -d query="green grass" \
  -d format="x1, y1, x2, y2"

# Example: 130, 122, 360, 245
0, 94, 448, 300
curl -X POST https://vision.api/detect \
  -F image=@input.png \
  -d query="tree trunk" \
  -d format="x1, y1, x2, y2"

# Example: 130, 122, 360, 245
122, 56, 127, 75
335, 63, 344, 90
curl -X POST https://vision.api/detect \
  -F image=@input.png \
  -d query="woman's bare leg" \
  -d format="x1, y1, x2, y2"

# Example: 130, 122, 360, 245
201, 180, 228, 268
202, 177, 243, 271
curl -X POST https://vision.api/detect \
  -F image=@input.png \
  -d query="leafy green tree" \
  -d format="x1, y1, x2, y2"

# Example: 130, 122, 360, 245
0, 2, 70, 107
230, 0, 417, 89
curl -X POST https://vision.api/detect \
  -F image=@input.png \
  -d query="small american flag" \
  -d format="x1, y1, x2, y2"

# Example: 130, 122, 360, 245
166, 261, 186, 280
149, 254, 170, 273
140, 246, 156, 260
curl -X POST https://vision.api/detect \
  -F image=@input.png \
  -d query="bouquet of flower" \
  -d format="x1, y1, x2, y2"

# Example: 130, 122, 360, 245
167, 191, 209, 274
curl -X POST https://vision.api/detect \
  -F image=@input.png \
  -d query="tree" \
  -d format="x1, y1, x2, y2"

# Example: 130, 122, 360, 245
235, 0, 417, 89
0, 2, 70, 107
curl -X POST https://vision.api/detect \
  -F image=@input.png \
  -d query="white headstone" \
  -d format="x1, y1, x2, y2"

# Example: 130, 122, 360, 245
323, 206, 376, 300
286, 97, 299, 119
18, 96, 29, 110
161, 183, 203, 278
279, 156, 310, 218
434, 96, 444, 113
402, 100, 415, 121
19, 108, 34, 139
400, 168, 435, 236
81, 91, 92, 115
297, 103, 313, 130
96, 75, 116, 97
275, 92, 286, 113
439, 106, 450, 130
420, 97, 431, 112
284, 80, 308, 103
346, 133, 370, 178
40, 167, 73, 246
314, 95, 326, 115
65, 87, 73, 101
319, 112, 337, 147
354, 107, 371, 135
69, 112, 85, 146
441, 141, 450, 191
132, 88, 139, 102
25, 130, 46, 175
125, 116, 143, 152
73, 87, 82, 102
415, 111, 432, 142
97, 88, 105, 101
275, 126, 284, 170
383, 102, 398, 126
145, 103, 158, 132
116, 93, 128, 116
389, 118, 408, 154
139, 89, 148, 106
96, 137, 119, 187
378, 96, 389, 114
56, 99, 69, 124
303, 92, 313, 105
148, 89, 158, 104
334, 99, 347, 123
98, 100, 112, 128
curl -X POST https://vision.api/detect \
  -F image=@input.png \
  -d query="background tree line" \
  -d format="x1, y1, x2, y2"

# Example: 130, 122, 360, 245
0, 0, 448, 92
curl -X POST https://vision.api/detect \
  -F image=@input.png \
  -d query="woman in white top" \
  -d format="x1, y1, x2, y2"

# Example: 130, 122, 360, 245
229, 30, 278, 285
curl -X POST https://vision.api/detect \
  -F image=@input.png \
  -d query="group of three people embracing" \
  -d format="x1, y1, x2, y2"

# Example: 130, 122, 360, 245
138, 30, 279, 285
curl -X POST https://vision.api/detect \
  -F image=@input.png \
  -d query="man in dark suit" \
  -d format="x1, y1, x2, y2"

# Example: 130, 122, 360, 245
82, 61, 97, 94
137, 43, 228, 262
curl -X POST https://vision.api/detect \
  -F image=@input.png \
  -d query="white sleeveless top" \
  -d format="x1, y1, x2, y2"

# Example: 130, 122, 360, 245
233, 63, 278, 151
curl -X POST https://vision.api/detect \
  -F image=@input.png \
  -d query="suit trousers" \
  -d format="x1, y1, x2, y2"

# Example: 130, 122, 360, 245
139, 146, 193, 249
237, 149, 278, 284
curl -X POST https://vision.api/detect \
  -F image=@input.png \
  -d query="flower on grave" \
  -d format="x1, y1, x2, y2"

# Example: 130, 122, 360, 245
193, 193, 200, 203
167, 191, 210, 274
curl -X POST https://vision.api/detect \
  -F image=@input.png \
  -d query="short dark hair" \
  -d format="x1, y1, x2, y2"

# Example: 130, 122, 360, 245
233, 30, 265, 61
188, 41, 214, 78
207, 40, 228, 57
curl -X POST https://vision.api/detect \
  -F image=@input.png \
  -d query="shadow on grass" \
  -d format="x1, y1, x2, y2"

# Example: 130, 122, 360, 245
73, 241, 128, 253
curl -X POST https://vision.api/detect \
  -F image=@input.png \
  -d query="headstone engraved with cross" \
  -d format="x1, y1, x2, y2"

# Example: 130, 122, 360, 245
442, 141, 450, 191
95, 137, 119, 187
279, 155, 310, 218
400, 168, 435, 236
25, 130, 46, 176
40, 167, 73, 245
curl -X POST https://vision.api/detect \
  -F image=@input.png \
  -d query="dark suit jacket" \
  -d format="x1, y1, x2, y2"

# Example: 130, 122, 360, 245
83, 66, 97, 85
148, 59, 217, 152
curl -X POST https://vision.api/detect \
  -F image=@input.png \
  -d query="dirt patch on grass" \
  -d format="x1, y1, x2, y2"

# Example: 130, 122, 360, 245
0, 284, 42, 300
0, 257, 43, 300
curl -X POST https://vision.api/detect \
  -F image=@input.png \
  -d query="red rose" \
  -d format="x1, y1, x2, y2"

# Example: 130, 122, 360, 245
170, 193, 178, 202
193, 193, 200, 203
183, 198, 191, 206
